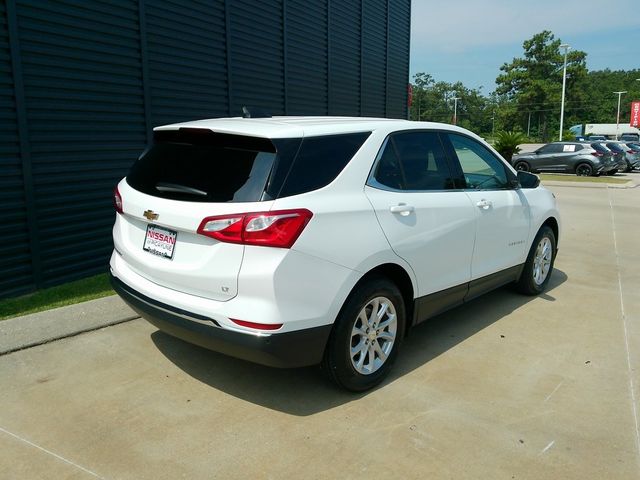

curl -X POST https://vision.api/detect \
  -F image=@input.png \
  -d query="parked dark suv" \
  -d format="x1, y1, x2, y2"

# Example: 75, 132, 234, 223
511, 142, 617, 176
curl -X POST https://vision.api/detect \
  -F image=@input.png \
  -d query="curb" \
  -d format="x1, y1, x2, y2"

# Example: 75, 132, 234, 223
541, 180, 638, 189
0, 295, 139, 355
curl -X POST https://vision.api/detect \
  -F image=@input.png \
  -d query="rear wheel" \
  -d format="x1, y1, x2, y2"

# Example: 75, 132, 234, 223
575, 163, 593, 176
515, 226, 556, 295
606, 169, 618, 176
514, 161, 530, 172
322, 276, 405, 392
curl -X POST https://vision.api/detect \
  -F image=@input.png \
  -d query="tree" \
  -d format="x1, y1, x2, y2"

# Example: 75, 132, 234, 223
409, 73, 492, 135
495, 31, 588, 141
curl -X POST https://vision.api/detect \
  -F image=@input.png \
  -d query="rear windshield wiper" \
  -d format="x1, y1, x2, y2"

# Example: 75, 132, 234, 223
156, 182, 207, 196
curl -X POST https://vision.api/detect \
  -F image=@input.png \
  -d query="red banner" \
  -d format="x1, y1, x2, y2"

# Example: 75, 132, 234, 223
631, 101, 640, 127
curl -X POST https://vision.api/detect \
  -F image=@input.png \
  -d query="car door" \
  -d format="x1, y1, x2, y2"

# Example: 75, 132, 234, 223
364, 131, 477, 301
531, 144, 559, 171
536, 143, 570, 171
443, 133, 531, 282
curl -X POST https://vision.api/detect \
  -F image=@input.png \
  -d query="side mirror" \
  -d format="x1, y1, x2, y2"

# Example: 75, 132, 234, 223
516, 170, 540, 189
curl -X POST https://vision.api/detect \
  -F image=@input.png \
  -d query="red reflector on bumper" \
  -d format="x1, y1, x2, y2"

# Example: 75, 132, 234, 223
230, 319, 283, 331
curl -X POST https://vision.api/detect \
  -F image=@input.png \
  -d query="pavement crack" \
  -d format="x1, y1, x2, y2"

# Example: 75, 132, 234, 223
607, 186, 640, 471
0, 425, 106, 479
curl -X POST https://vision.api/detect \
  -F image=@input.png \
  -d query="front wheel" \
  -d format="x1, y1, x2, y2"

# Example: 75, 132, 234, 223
322, 276, 406, 392
515, 226, 557, 295
514, 161, 530, 172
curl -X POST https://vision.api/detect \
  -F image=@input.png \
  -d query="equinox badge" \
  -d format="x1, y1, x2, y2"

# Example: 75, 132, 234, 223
143, 210, 159, 221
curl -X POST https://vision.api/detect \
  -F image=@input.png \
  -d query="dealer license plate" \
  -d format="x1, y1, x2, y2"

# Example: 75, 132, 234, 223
143, 224, 177, 259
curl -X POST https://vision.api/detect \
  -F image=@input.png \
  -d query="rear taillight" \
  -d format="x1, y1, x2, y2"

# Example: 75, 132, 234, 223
197, 209, 313, 248
628, 149, 638, 154
114, 186, 123, 214
591, 152, 603, 157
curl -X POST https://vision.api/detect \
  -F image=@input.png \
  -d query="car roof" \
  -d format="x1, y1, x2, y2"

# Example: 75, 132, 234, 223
153, 116, 471, 139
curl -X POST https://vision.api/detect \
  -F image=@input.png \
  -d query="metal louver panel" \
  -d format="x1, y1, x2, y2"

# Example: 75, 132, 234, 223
361, 0, 386, 117
228, 0, 284, 115
17, 0, 146, 288
0, 1, 33, 297
285, 0, 327, 115
328, 0, 361, 116
387, 0, 410, 118
146, 0, 228, 125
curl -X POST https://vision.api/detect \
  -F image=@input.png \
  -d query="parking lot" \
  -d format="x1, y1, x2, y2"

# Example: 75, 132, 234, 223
1, 179, 639, 479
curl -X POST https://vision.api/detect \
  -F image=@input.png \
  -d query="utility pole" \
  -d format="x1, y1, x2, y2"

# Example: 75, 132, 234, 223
491, 109, 496, 137
558, 44, 570, 141
527, 111, 532, 137
614, 91, 627, 139
452, 97, 460, 125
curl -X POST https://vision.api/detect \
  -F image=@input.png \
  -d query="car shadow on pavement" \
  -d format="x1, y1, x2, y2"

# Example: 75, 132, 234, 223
151, 269, 567, 417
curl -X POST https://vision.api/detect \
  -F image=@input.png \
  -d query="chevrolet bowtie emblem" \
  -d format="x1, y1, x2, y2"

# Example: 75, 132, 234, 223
143, 210, 159, 221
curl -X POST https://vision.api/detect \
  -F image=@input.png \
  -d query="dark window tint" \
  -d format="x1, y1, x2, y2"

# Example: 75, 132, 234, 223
373, 139, 404, 189
372, 132, 454, 191
127, 130, 277, 203
448, 134, 509, 190
591, 143, 610, 153
606, 143, 625, 153
277, 132, 371, 197
538, 143, 564, 154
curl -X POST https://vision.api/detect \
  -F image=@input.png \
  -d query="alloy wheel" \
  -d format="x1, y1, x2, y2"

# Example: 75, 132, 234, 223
350, 296, 397, 375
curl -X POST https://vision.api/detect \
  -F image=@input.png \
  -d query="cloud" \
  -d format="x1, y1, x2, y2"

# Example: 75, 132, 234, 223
411, 0, 640, 53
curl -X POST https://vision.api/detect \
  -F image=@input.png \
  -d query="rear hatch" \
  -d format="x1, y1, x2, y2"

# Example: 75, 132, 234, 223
114, 129, 285, 301
590, 143, 614, 168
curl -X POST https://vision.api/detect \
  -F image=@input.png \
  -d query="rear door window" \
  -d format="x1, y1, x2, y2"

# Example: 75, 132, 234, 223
371, 131, 455, 191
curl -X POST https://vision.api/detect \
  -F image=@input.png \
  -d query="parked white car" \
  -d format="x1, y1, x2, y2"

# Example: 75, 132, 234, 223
111, 116, 560, 391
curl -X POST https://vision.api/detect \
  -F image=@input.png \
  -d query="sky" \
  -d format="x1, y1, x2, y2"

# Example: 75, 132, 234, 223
410, 0, 640, 93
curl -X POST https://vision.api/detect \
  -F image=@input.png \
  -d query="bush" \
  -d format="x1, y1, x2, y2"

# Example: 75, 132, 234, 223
494, 131, 528, 161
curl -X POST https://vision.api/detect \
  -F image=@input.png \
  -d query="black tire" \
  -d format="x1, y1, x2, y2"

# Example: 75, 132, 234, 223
514, 161, 530, 172
575, 163, 593, 176
515, 225, 557, 296
606, 169, 618, 176
322, 276, 406, 392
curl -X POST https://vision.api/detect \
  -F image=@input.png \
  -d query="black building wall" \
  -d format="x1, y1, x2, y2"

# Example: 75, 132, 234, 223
0, 0, 410, 298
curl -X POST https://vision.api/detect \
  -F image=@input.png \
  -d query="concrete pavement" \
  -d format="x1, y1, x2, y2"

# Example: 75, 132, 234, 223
0, 295, 137, 355
0, 182, 638, 479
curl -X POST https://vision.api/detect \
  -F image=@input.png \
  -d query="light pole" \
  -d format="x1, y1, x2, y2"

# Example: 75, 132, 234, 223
558, 43, 570, 141
614, 91, 627, 139
452, 96, 460, 125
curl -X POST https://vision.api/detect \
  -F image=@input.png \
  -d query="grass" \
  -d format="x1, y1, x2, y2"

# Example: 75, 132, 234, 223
0, 273, 114, 321
539, 173, 631, 184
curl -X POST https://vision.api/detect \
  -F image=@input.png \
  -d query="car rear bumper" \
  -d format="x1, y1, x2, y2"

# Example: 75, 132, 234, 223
110, 273, 332, 368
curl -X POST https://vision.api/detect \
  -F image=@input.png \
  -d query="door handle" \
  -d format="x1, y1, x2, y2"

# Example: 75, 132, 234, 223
476, 199, 492, 210
389, 204, 415, 216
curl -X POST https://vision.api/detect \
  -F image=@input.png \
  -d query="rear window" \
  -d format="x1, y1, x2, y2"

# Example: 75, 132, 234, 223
127, 129, 278, 202
126, 129, 371, 202
606, 143, 625, 153
591, 143, 610, 153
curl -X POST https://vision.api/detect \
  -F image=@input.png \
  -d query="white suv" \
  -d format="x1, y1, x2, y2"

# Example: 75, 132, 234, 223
110, 116, 560, 391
